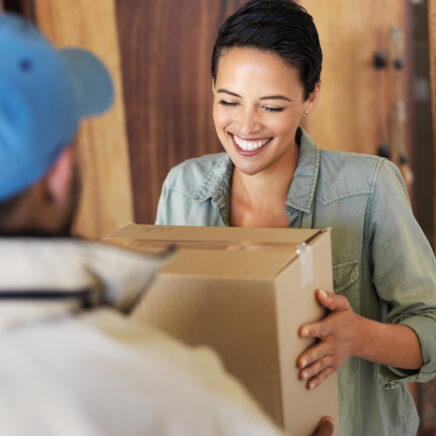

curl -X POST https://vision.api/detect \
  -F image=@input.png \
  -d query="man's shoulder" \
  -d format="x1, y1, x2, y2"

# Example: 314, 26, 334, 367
0, 307, 280, 435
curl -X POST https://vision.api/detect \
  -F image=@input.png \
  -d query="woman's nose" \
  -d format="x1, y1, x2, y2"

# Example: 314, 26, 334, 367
235, 108, 261, 135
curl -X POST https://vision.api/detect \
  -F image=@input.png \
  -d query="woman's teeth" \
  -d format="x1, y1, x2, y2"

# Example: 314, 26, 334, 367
233, 135, 271, 151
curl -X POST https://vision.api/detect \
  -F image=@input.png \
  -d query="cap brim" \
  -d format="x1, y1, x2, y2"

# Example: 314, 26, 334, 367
58, 48, 114, 117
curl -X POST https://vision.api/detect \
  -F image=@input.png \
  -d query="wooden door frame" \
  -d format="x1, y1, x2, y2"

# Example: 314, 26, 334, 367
428, 1, 436, 251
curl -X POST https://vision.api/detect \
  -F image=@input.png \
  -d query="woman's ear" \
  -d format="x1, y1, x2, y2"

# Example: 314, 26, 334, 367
44, 147, 74, 204
306, 81, 321, 113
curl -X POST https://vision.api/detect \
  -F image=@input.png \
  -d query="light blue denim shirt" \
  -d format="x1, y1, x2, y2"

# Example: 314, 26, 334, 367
156, 128, 436, 436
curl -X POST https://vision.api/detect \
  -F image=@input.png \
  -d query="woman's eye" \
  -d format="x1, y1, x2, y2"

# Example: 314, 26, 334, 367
263, 106, 284, 113
219, 100, 238, 107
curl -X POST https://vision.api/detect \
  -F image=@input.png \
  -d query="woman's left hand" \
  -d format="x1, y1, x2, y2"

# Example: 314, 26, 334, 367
297, 289, 363, 389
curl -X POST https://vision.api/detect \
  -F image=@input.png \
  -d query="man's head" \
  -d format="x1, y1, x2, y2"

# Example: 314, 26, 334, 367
0, 14, 113, 235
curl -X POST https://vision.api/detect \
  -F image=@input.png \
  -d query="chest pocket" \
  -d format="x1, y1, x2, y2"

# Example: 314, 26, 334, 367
333, 259, 360, 313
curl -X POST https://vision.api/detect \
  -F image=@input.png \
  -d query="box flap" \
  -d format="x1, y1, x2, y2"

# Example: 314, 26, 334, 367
106, 223, 321, 249
161, 248, 298, 280
105, 224, 328, 279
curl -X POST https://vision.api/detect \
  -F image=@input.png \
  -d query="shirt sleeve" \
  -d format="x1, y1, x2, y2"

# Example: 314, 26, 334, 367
366, 159, 436, 387
155, 168, 176, 225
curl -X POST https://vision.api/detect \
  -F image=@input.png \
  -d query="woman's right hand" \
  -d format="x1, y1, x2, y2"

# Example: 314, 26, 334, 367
312, 416, 334, 436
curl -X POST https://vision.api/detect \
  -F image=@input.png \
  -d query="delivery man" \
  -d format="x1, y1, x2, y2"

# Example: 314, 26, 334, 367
0, 13, 333, 436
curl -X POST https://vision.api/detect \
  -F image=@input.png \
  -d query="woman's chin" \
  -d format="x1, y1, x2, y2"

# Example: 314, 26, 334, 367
231, 161, 264, 177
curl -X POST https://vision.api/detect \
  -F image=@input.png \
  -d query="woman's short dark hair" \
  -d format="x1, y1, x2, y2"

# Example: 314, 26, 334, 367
211, 0, 322, 100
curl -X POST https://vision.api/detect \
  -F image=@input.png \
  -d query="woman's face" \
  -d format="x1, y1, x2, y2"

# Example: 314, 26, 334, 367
213, 47, 319, 177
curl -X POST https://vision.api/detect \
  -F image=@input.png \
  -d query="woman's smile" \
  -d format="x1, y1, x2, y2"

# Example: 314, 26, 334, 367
230, 133, 273, 155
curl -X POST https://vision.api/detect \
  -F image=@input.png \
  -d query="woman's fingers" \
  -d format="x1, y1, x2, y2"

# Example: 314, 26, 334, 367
299, 354, 334, 383
297, 289, 360, 390
299, 319, 330, 339
300, 290, 351, 339
316, 289, 350, 312
306, 366, 335, 389
298, 340, 332, 369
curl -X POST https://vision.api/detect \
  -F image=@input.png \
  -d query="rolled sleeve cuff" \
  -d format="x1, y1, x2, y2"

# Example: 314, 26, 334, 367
378, 315, 436, 388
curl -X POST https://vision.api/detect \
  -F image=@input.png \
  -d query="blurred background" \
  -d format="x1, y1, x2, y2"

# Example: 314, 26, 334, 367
1, 0, 435, 434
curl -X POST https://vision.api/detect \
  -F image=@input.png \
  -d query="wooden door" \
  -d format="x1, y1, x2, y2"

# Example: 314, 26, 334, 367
33, 0, 134, 239
429, 0, 436, 250
302, 0, 411, 154
115, 0, 246, 224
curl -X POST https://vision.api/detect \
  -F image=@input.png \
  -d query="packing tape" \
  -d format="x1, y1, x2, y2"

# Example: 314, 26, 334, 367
122, 239, 299, 251
296, 242, 313, 287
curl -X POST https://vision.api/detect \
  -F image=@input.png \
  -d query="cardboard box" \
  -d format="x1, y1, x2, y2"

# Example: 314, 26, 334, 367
106, 224, 339, 435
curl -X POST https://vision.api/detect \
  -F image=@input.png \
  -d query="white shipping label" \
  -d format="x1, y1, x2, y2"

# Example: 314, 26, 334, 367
296, 242, 314, 287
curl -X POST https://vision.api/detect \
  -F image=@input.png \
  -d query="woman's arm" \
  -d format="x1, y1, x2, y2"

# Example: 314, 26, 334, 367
297, 289, 423, 389
298, 160, 436, 389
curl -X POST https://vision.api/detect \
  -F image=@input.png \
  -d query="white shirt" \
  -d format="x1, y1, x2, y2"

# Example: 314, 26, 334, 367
0, 238, 282, 436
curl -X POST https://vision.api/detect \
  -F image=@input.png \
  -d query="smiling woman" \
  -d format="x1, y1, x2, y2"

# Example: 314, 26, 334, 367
213, 49, 310, 173
155, 1, 436, 435
211, 47, 319, 227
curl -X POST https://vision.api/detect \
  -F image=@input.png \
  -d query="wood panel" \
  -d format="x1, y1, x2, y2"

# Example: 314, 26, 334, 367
115, 0, 245, 224
34, 0, 133, 240
430, 1, 436, 250
301, 0, 411, 156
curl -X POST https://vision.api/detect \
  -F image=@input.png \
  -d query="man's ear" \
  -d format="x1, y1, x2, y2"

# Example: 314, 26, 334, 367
44, 147, 74, 204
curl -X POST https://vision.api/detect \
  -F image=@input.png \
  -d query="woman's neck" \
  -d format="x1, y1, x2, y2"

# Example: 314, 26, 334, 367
229, 142, 299, 227
232, 142, 299, 208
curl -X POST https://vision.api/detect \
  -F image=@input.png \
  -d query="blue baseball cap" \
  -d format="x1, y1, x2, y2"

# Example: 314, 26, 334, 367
0, 14, 114, 201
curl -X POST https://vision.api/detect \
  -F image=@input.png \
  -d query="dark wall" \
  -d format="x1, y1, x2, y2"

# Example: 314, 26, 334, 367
412, 0, 434, 247
3, 0, 34, 18
115, 0, 245, 224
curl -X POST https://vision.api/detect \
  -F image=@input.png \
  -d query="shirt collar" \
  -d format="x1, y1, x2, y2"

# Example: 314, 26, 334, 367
286, 127, 320, 214
0, 238, 167, 331
193, 127, 320, 217
194, 154, 233, 224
